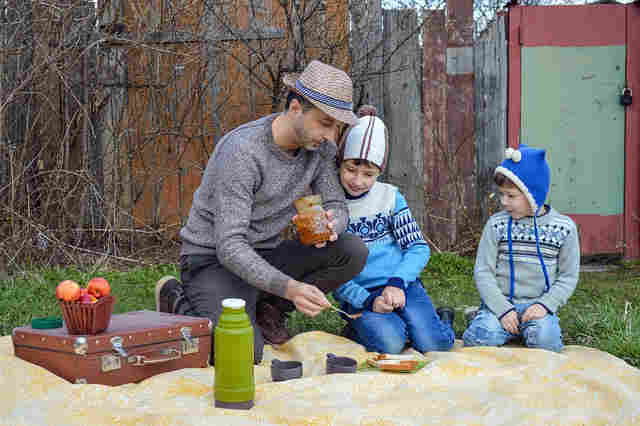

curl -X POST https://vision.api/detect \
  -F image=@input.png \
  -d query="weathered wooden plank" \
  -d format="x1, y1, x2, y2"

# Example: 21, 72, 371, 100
446, 0, 475, 247
350, 0, 384, 119
474, 14, 507, 222
382, 9, 425, 231
422, 10, 451, 249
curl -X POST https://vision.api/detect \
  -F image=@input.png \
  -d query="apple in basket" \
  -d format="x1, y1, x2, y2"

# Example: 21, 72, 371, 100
55, 280, 81, 302
87, 277, 111, 298
79, 288, 98, 304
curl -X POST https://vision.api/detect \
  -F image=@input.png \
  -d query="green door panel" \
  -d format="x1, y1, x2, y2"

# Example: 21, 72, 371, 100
520, 45, 626, 215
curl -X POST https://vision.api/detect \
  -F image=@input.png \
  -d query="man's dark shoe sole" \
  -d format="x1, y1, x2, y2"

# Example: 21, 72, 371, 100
155, 276, 181, 313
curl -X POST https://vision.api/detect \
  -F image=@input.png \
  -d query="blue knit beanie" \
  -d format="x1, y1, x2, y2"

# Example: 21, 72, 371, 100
494, 144, 550, 215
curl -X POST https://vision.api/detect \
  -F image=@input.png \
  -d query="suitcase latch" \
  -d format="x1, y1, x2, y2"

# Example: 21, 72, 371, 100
180, 327, 199, 355
73, 337, 88, 355
101, 354, 122, 372
110, 336, 129, 357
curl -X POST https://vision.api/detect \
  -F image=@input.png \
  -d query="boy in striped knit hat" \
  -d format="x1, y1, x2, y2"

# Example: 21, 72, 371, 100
333, 106, 455, 354
463, 145, 580, 352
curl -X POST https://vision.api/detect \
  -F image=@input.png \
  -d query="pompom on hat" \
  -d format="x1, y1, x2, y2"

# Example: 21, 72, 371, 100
495, 144, 550, 214
283, 60, 358, 125
337, 105, 389, 171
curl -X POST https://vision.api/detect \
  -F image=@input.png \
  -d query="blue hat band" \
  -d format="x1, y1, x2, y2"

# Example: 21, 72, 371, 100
295, 80, 353, 111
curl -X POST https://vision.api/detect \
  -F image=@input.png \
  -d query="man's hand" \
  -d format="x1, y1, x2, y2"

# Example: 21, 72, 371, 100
500, 310, 520, 335
381, 286, 405, 309
313, 209, 338, 248
372, 295, 394, 313
521, 304, 547, 323
284, 279, 331, 317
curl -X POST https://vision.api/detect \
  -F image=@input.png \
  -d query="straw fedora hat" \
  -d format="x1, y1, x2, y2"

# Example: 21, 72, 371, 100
283, 60, 358, 125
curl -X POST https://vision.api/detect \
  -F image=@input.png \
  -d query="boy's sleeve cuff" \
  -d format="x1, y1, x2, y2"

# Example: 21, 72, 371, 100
536, 302, 553, 314
363, 289, 384, 311
387, 277, 405, 289
498, 307, 516, 320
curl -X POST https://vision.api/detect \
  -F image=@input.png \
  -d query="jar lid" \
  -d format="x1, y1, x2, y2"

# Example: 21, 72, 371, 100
294, 194, 322, 211
222, 298, 246, 309
31, 317, 63, 329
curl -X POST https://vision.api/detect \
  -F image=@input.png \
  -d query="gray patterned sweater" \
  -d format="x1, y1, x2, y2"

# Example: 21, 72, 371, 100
180, 113, 348, 298
473, 207, 580, 318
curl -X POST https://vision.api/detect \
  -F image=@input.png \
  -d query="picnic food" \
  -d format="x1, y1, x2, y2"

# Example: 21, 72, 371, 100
55, 280, 81, 302
79, 289, 98, 304
56, 277, 111, 303
87, 277, 111, 298
56, 277, 115, 334
366, 354, 425, 372
293, 194, 331, 246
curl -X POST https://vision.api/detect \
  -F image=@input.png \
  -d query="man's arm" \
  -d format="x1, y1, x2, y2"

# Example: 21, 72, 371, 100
212, 144, 331, 315
212, 146, 292, 298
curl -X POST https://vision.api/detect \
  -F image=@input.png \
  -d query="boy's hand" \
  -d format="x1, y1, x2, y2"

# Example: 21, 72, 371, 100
373, 296, 394, 313
500, 310, 520, 334
284, 279, 331, 317
381, 286, 405, 309
521, 304, 547, 323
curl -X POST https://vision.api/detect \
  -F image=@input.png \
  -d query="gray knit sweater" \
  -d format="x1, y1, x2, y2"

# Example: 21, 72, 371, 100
180, 113, 349, 298
473, 207, 580, 318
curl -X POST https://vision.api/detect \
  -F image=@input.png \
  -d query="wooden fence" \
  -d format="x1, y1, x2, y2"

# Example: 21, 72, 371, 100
1, 0, 508, 258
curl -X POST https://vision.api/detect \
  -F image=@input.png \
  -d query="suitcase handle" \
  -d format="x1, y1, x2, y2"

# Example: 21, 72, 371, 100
127, 348, 181, 366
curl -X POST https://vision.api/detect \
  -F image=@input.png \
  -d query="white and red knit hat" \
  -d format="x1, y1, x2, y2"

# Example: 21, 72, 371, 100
338, 105, 388, 171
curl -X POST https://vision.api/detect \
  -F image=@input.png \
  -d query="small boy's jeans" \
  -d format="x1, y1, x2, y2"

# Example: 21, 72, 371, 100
462, 303, 563, 352
346, 281, 455, 354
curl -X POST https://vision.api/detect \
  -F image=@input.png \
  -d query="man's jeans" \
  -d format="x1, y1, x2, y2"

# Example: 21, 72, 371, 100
462, 303, 563, 352
346, 281, 455, 354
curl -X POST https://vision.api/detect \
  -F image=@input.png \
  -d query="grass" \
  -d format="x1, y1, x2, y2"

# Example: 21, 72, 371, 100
1, 253, 638, 368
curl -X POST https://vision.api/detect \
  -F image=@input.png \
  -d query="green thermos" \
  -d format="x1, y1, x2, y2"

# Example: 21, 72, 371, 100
214, 298, 255, 409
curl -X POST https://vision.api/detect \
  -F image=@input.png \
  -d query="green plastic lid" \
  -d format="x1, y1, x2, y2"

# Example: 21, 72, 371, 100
31, 317, 63, 329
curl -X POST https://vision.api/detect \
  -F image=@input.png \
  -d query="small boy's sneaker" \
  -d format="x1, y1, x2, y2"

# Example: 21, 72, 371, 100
155, 276, 184, 314
340, 322, 358, 342
436, 307, 455, 327
464, 306, 479, 325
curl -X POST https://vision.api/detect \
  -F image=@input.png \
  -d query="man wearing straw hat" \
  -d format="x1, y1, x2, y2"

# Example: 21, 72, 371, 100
155, 60, 368, 365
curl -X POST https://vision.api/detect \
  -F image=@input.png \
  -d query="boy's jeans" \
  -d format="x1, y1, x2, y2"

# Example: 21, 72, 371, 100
346, 281, 455, 354
462, 303, 563, 352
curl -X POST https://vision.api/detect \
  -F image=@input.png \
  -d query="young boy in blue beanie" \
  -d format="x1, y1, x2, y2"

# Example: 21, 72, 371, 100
463, 145, 580, 352
333, 106, 455, 354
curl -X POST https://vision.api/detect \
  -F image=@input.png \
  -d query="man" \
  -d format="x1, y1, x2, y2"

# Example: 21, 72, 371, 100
155, 60, 368, 365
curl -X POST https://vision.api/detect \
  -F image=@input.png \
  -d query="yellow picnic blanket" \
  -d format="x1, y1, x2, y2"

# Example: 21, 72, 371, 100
1, 331, 639, 425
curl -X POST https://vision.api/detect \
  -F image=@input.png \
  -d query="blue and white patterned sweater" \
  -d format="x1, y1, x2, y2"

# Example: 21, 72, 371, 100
333, 182, 430, 310
474, 208, 580, 318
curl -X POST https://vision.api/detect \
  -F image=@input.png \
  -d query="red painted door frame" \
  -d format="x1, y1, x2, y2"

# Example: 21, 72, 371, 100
507, 4, 639, 259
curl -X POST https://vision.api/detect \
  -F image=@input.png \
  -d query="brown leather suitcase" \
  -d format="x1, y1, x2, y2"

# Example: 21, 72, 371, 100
12, 310, 212, 386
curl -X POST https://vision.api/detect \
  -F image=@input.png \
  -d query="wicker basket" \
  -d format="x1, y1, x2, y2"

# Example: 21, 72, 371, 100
59, 295, 116, 335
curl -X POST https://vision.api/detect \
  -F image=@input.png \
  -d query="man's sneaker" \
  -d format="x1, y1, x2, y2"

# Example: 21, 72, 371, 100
464, 306, 479, 325
436, 307, 455, 327
256, 301, 291, 345
155, 276, 182, 314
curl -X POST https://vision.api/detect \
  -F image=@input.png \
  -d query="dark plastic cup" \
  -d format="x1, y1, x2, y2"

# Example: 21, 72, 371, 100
271, 358, 303, 382
326, 353, 357, 374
